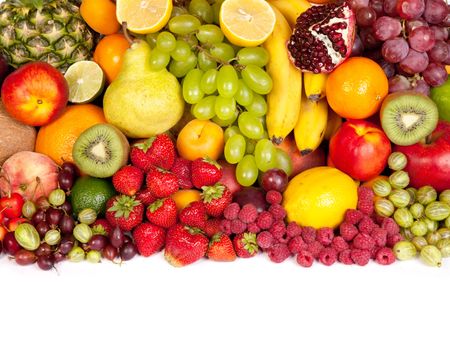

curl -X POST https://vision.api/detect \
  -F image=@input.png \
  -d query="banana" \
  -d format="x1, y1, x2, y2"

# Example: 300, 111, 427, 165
264, 6, 302, 145
268, 0, 311, 28
304, 72, 328, 101
324, 109, 343, 141
294, 97, 328, 155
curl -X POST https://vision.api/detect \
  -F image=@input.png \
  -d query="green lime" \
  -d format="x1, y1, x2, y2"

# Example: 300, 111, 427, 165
70, 176, 116, 215
64, 61, 105, 104
430, 75, 450, 122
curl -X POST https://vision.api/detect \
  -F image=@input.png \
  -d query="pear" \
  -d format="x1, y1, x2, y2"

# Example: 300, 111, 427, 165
103, 40, 184, 138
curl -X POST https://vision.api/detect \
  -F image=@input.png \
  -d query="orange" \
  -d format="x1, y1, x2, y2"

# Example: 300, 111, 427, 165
35, 104, 106, 165
446, 65, 450, 74
80, 0, 120, 35
172, 190, 201, 211
326, 57, 389, 120
93, 34, 130, 84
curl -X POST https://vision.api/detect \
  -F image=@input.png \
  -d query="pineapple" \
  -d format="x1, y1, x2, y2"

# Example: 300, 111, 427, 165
0, 0, 94, 72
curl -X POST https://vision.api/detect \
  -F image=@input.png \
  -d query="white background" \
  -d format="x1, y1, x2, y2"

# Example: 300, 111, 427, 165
1, 253, 449, 349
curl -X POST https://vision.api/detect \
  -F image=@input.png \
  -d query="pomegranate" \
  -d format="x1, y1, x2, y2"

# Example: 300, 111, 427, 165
287, 1, 356, 73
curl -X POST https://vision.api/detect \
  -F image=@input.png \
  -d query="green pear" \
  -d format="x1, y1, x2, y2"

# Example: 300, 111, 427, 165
103, 40, 184, 138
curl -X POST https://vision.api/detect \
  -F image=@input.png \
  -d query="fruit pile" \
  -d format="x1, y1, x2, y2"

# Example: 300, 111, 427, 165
0, 0, 449, 270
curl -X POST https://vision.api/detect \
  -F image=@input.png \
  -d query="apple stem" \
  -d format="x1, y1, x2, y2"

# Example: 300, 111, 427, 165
122, 22, 135, 45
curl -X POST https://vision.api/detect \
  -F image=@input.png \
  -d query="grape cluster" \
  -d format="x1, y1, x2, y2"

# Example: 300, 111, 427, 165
349, 0, 449, 94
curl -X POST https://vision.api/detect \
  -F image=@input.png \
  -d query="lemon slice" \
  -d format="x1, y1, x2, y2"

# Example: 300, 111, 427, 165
219, 0, 276, 47
64, 61, 105, 104
116, 0, 172, 34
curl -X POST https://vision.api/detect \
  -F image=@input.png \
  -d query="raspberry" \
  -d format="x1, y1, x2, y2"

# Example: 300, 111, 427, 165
339, 223, 358, 241
306, 241, 323, 259
331, 236, 349, 253
286, 221, 302, 238
288, 236, 307, 254
372, 214, 385, 225
350, 249, 371, 266
247, 222, 261, 234
278, 237, 289, 244
386, 233, 402, 247
353, 233, 376, 250
319, 247, 337, 266
369, 245, 379, 259
238, 204, 258, 224
358, 216, 376, 235
375, 247, 396, 265
301, 226, 316, 244
269, 220, 286, 240
220, 219, 232, 235
257, 231, 275, 249
344, 209, 364, 225
371, 228, 387, 247
230, 219, 247, 234
223, 203, 240, 220
266, 190, 282, 204
381, 217, 400, 236
268, 203, 286, 220
267, 243, 291, 263
204, 218, 221, 238
358, 199, 374, 216
296, 250, 314, 267
358, 186, 375, 203
256, 211, 274, 230
338, 249, 354, 265
316, 227, 334, 246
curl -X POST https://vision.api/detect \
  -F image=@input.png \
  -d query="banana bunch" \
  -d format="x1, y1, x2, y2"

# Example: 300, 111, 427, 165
268, 0, 311, 27
303, 72, 328, 101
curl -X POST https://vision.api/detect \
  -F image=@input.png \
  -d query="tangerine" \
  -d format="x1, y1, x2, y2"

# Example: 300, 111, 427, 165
93, 34, 130, 84
80, 0, 120, 35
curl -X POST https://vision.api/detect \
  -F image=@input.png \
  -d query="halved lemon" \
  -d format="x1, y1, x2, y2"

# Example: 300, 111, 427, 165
219, 0, 276, 47
116, 0, 172, 34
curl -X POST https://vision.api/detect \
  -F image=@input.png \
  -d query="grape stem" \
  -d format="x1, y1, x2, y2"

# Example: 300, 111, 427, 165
195, 45, 246, 71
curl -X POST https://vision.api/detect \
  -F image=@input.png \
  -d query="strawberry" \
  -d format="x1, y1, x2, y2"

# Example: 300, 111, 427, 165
179, 201, 207, 230
201, 183, 232, 217
90, 218, 113, 236
146, 167, 179, 198
191, 157, 223, 189
135, 188, 156, 206
105, 195, 144, 231
170, 157, 193, 189
112, 165, 144, 196
130, 134, 176, 171
164, 224, 209, 267
207, 233, 236, 262
145, 197, 177, 228
204, 218, 222, 238
233, 232, 259, 258
133, 223, 166, 257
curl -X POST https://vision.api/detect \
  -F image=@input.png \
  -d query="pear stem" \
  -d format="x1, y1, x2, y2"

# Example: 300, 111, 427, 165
122, 22, 135, 45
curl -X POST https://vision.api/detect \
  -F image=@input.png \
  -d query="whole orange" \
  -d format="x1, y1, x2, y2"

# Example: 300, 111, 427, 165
35, 104, 106, 165
172, 190, 201, 211
93, 34, 130, 83
80, 0, 120, 35
326, 57, 388, 119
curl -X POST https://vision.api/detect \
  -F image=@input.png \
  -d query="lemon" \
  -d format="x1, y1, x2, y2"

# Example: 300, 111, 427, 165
219, 0, 276, 47
64, 61, 105, 104
283, 167, 358, 229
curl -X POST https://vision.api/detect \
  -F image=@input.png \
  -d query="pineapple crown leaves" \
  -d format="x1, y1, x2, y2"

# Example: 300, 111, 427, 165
133, 136, 156, 153
241, 232, 258, 254
202, 156, 221, 170
148, 198, 164, 213
201, 184, 225, 203
108, 195, 141, 219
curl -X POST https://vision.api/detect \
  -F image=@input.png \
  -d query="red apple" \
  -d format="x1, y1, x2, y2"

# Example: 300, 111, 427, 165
394, 121, 450, 192
1, 61, 68, 126
329, 120, 392, 181
218, 160, 242, 195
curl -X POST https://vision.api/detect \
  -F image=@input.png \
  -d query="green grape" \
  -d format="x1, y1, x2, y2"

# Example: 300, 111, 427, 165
210, 43, 235, 62
171, 40, 192, 61
192, 95, 216, 120
211, 0, 224, 24
149, 48, 171, 71
189, 0, 214, 23
171, 6, 188, 18
225, 134, 246, 164
168, 14, 201, 35
245, 138, 256, 154
238, 112, 264, 139
275, 148, 293, 176
183, 69, 204, 104
236, 155, 259, 187
156, 31, 177, 53
214, 96, 236, 120
200, 69, 218, 94
224, 125, 241, 142
254, 139, 277, 172
212, 114, 236, 127
169, 53, 197, 78
246, 94, 267, 117
236, 47, 269, 67
217, 65, 239, 98
241, 64, 273, 95
145, 33, 158, 48
198, 50, 217, 71
235, 79, 254, 107
196, 24, 224, 44
182, 34, 199, 48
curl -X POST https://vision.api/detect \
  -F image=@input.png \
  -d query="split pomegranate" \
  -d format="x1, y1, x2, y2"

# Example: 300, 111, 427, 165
287, 1, 356, 73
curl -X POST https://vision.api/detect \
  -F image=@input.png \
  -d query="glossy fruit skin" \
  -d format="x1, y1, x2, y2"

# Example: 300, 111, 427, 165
0, 193, 24, 219
329, 120, 391, 181
394, 121, 450, 192
93, 34, 130, 83
260, 169, 288, 192
80, 0, 120, 35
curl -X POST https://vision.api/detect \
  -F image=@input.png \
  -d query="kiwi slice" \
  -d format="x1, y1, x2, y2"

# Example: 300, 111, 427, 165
380, 92, 439, 146
72, 124, 130, 178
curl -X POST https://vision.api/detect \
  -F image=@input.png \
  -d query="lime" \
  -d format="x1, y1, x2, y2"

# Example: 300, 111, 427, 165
64, 61, 105, 103
70, 176, 116, 215
430, 76, 450, 122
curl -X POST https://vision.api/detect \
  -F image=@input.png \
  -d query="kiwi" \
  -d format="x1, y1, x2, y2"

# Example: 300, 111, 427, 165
380, 92, 439, 146
72, 124, 130, 178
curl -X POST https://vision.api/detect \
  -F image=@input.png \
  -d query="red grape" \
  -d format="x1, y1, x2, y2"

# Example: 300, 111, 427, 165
350, 35, 364, 56
37, 255, 54, 271
261, 169, 288, 192
388, 75, 412, 93
110, 226, 125, 248
35, 243, 52, 257
60, 162, 79, 177
88, 234, 108, 251
59, 236, 75, 255
406, 18, 428, 33
379, 59, 396, 78
3, 231, 20, 255
408, 26, 435, 52
442, 11, 450, 27
348, 0, 369, 10
32, 209, 46, 225
428, 40, 450, 63
397, 0, 425, 20
422, 63, 448, 87
373, 16, 402, 41
430, 26, 449, 41
423, 0, 448, 24
35, 196, 50, 210
120, 242, 138, 261
382, 37, 409, 63
53, 251, 66, 263
399, 49, 429, 74
356, 7, 377, 26
36, 221, 50, 238
233, 187, 267, 213
14, 249, 37, 266
59, 215, 75, 235
411, 79, 430, 95
58, 171, 74, 191
370, 0, 385, 16
59, 201, 72, 215
359, 27, 381, 49
46, 208, 63, 227
383, 0, 398, 16
102, 245, 118, 261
